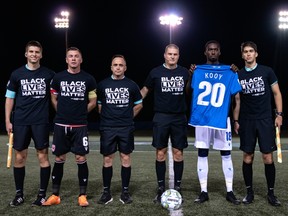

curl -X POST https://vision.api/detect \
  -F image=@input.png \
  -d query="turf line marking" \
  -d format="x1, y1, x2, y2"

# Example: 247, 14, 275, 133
168, 139, 174, 189
168, 139, 184, 216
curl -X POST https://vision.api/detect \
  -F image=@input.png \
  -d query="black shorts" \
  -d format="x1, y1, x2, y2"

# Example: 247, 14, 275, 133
52, 124, 89, 156
13, 124, 50, 151
99, 125, 135, 156
238, 118, 276, 153
152, 112, 188, 150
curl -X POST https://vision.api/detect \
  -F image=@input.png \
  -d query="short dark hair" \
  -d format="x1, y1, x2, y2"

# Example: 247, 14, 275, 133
112, 54, 126, 62
66, 46, 81, 54
240, 41, 257, 52
66, 47, 83, 58
25, 40, 42, 52
205, 40, 221, 50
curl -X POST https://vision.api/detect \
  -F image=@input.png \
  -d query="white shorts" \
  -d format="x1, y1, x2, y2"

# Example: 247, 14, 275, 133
194, 117, 232, 151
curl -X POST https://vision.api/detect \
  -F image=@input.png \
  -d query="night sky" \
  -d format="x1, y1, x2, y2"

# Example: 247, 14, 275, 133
1, 0, 288, 131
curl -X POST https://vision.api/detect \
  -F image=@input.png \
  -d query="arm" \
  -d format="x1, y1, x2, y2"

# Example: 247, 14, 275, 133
140, 86, 149, 99
133, 103, 143, 117
186, 64, 195, 95
230, 64, 239, 72
186, 76, 192, 95
232, 93, 240, 134
271, 83, 283, 128
97, 104, 102, 114
87, 97, 97, 113
51, 93, 58, 111
5, 97, 14, 135
87, 89, 97, 113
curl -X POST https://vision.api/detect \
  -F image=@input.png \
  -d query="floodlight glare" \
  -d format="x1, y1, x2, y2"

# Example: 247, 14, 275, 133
159, 15, 183, 26
55, 11, 69, 28
54, 10, 70, 51
278, 10, 288, 30
159, 14, 183, 43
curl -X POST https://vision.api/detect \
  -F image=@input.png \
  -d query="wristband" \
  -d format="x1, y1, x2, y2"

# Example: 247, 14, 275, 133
275, 112, 283, 117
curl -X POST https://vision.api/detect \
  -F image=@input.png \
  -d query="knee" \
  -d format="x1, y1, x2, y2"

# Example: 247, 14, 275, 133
103, 155, 113, 167
262, 153, 273, 164
243, 153, 254, 163
156, 149, 167, 161
37, 150, 49, 165
173, 149, 183, 161
121, 153, 131, 167
75, 155, 86, 163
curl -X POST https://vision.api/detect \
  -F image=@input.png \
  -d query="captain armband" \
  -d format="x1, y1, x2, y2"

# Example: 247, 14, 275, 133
88, 90, 97, 99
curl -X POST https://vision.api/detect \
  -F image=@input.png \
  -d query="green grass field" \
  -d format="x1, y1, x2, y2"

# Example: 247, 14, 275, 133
1, 133, 288, 216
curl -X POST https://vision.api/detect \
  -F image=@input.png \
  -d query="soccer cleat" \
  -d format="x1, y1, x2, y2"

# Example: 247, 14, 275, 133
42, 194, 61, 206
226, 191, 241, 205
153, 186, 165, 203
174, 186, 182, 194
78, 195, 89, 207
120, 190, 133, 204
194, 191, 209, 204
31, 195, 46, 206
174, 186, 184, 203
242, 191, 254, 204
10, 195, 24, 207
267, 193, 281, 206
97, 191, 113, 205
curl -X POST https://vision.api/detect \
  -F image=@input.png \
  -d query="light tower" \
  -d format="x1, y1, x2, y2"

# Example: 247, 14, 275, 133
159, 14, 183, 43
55, 11, 70, 51
278, 10, 288, 30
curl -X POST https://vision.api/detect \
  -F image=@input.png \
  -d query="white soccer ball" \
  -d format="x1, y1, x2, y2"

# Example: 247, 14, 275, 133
161, 189, 182, 210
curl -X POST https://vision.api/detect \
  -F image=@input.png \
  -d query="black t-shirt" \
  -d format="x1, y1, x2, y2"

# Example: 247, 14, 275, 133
97, 76, 142, 127
238, 64, 278, 120
143, 64, 189, 114
6, 65, 55, 125
51, 70, 97, 124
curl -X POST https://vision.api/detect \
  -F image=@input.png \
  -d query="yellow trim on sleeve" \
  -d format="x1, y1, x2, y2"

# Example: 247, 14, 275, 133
88, 90, 97, 99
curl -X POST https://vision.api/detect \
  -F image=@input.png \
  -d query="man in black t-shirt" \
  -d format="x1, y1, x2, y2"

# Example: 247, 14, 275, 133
5, 40, 55, 207
141, 44, 189, 203
96, 54, 143, 205
233, 41, 283, 206
43, 47, 97, 207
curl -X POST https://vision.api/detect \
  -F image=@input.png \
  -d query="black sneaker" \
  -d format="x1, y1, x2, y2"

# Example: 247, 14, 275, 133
194, 191, 209, 204
267, 193, 281, 206
174, 186, 184, 203
242, 191, 254, 204
120, 190, 133, 204
153, 186, 165, 203
226, 191, 241, 205
31, 195, 46, 206
10, 195, 24, 207
174, 186, 182, 194
97, 191, 113, 205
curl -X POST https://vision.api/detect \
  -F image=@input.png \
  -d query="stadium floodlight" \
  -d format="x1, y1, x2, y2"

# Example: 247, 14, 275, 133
159, 14, 183, 43
55, 11, 70, 50
278, 10, 288, 30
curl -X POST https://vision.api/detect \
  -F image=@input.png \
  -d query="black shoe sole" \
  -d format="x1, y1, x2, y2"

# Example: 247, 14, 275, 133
226, 198, 241, 205
194, 198, 209, 204
242, 200, 253, 204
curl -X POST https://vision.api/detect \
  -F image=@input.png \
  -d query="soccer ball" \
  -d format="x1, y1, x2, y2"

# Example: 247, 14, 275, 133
161, 189, 182, 210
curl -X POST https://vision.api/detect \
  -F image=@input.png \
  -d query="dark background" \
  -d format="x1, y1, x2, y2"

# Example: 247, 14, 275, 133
1, 0, 288, 132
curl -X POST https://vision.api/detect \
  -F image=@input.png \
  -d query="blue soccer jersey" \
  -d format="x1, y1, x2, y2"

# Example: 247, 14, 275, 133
188, 64, 241, 129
